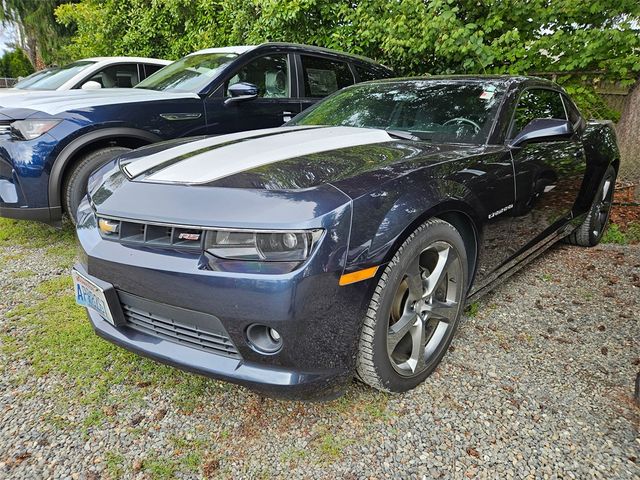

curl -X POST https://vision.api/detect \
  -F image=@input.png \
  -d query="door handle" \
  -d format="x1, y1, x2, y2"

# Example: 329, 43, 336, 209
282, 111, 293, 122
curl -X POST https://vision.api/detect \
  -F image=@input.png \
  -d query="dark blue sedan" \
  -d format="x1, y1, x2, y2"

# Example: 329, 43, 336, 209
74, 76, 619, 399
0, 43, 391, 224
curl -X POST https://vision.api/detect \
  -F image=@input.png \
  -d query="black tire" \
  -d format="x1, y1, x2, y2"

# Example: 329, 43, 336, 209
564, 165, 616, 247
63, 146, 131, 224
356, 218, 469, 393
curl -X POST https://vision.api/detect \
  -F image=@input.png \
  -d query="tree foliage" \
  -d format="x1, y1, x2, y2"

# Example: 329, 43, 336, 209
10, 0, 639, 118
0, 48, 34, 78
54, 0, 640, 79
0, 0, 76, 66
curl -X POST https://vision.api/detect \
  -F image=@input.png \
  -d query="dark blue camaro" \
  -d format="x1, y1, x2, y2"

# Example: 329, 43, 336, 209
74, 76, 619, 399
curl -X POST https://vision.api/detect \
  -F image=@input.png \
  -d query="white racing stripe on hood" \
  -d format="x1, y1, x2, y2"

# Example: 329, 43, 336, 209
143, 126, 393, 184
124, 126, 318, 178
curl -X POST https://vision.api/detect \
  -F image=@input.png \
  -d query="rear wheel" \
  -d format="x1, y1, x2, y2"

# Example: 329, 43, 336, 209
564, 165, 616, 247
356, 218, 468, 393
63, 146, 131, 224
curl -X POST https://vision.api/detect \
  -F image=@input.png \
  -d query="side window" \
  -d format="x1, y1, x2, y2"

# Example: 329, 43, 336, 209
226, 55, 289, 98
143, 63, 165, 79
511, 89, 567, 136
562, 94, 583, 128
301, 55, 354, 98
85, 63, 140, 88
354, 64, 384, 82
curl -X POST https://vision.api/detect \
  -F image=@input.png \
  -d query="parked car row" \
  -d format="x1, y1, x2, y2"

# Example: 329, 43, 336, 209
0, 43, 620, 399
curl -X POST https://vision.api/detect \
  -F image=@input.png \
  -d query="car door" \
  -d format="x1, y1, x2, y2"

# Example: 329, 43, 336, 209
507, 88, 587, 254
204, 52, 302, 134
296, 54, 357, 113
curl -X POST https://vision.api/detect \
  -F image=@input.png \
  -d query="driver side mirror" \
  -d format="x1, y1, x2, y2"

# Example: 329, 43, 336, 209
225, 82, 259, 105
81, 80, 102, 90
509, 118, 573, 148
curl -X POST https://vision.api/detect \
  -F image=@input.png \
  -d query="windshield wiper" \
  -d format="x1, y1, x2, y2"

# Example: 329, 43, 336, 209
385, 128, 420, 141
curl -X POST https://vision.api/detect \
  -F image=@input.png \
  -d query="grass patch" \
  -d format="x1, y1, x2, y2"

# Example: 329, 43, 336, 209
9, 269, 36, 279
465, 302, 480, 317
317, 431, 352, 462
602, 222, 640, 245
105, 451, 126, 479
0, 218, 75, 248
142, 456, 179, 480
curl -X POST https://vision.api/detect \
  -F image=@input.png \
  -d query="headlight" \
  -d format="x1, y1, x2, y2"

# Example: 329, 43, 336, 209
205, 229, 323, 262
11, 119, 61, 140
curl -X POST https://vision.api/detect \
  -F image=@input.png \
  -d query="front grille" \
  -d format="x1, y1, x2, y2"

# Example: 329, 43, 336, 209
0, 122, 11, 135
98, 216, 204, 251
118, 290, 241, 359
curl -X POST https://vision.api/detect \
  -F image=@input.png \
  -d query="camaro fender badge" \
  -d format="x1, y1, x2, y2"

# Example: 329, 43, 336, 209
178, 232, 201, 241
488, 204, 514, 219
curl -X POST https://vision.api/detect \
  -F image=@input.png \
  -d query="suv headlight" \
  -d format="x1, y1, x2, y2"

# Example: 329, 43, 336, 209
11, 119, 61, 140
205, 229, 323, 262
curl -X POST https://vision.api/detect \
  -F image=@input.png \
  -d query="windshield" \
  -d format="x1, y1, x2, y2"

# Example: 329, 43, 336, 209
135, 52, 238, 92
24, 61, 96, 90
14, 69, 54, 89
289, 80, 506, 144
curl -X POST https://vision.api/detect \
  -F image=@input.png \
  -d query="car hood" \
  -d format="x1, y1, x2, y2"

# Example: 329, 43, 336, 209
90, 125, 480, 228
0, 88, 199, 114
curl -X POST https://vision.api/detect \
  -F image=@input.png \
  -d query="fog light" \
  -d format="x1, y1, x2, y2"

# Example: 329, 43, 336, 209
246, 324, 282, 354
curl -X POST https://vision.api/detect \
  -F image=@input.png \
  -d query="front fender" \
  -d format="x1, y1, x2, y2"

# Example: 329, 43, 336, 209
48, 127, 163, 210
346, 172, 483, 272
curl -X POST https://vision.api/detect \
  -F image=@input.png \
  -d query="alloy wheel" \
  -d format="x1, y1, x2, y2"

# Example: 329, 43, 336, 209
386, 241, 463, 377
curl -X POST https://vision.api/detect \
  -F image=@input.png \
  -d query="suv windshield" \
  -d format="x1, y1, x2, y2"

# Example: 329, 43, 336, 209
289, 80, 506, 144
23, 61, 96, 90
13, 68, 54, 89
135, 52, 238, 92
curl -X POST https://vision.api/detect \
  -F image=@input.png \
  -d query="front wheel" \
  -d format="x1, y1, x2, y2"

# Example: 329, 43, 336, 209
356, 218, 469, 393
63, 146, 131, 224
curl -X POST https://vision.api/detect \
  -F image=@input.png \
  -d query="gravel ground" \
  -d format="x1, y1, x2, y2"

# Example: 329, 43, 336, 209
0, 222, 638, 479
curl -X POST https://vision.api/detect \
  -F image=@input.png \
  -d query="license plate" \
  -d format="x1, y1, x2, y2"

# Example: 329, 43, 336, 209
72, 270, 114, 325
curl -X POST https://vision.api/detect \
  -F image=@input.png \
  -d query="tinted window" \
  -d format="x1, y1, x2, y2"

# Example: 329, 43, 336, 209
562, 94, 582, 127
511, 89, 567, 136
143, 63, 165, 78
290, 80, 505, 144
135, 52, 238, 92
226, 55, 289, 98
84, 63, 140, 88
25, 61, 96, 90
301, 56, 354, 98
354, 64, 386, 82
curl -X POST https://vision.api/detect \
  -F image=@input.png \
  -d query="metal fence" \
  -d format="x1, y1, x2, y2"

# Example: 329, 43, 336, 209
0, 77, 17, 88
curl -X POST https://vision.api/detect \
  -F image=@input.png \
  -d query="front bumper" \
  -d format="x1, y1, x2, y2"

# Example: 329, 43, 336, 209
79, 265, 348, 399
76, 199, 377, 400
0, 132, 60, 222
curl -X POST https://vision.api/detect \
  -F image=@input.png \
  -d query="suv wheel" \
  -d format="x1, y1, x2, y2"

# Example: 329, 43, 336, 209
63, 146, 131, 224
356, 218, 469, 393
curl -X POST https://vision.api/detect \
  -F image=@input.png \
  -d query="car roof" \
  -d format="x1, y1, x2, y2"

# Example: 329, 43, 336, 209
189, 43, 391, 70
84, 57, 172, 65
